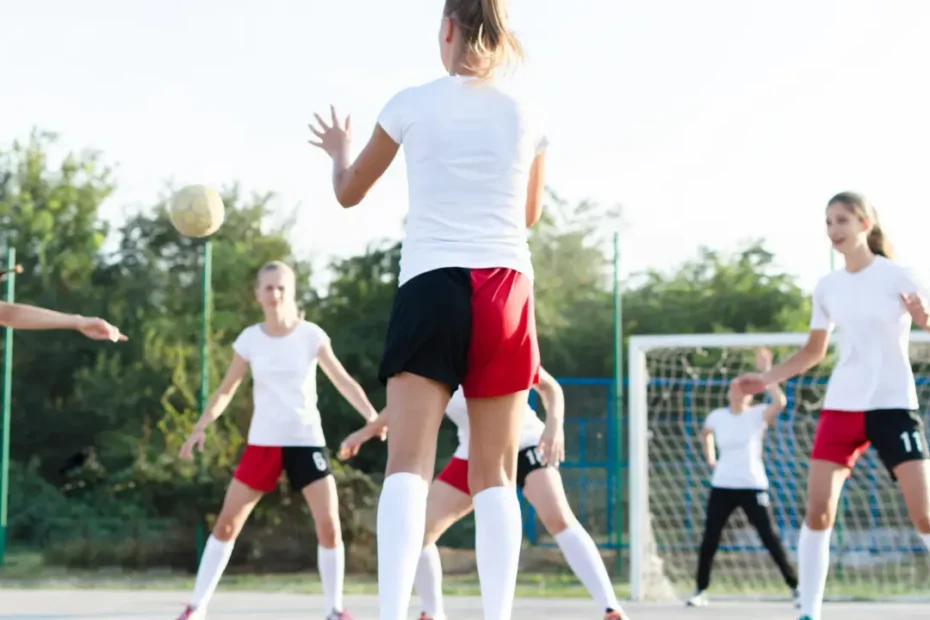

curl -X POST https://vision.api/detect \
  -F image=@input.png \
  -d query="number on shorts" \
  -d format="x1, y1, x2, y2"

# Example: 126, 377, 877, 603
900, 431, 923, 454
526, 448, 543, 467
313, 451, 328, 472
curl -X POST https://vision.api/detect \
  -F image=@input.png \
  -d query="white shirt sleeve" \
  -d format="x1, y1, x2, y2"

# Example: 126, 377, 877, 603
306, 322, 331, 355
809, 279, 833, 331
377, 88, 412, 144
899, 266, 930, 300
703, 409, 718, 432
751, 404, 768, 428
232, 328, 252, 361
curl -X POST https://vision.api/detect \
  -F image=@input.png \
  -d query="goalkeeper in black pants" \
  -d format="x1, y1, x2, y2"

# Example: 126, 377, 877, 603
686, 348, 799, 609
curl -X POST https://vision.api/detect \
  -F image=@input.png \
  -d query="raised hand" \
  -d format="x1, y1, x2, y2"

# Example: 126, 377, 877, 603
308, 105, 352, 159
902, 292, 930, 328
755, 347, 773, 372
734, 373, 768, 395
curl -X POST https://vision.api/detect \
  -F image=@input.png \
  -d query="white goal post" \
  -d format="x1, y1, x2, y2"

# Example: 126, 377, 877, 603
628, 331, 930, 602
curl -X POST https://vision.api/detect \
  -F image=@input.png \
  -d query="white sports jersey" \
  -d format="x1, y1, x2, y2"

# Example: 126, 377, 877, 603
445, 387, 546, 459
232, 321, 329, 447
810, 256, 927, 411
703, 404, 769, 490
377, 75, 548, 286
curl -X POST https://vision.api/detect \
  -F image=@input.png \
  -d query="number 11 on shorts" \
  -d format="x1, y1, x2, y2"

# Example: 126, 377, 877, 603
901, 430, 923, 453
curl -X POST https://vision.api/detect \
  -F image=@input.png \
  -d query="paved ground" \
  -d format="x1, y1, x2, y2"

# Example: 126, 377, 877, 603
1, 589, 929, 619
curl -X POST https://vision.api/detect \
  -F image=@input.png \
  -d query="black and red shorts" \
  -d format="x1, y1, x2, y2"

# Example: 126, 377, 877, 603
233, 445, 332, 493
377, 267, 539, 397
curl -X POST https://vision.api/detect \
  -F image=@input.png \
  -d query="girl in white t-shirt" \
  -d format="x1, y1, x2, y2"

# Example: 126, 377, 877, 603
307, 1, 546, 618
174, 262, 381, 620
737, 192, 930, 620
687, 348, 798, 609
340, 368, 627, 620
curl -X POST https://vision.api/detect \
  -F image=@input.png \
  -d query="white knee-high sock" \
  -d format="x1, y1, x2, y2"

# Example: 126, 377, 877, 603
414, 543, 446, 619
474, 486, 523, 620
555, 522, 621, 611
797, 524, 832, 620
377, 472, 430, 620
190, 535, 235, 609
318, 544, 345, 612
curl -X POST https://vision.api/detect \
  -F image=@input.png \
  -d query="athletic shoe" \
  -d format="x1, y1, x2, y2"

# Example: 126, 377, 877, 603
325, 610, 354, 620
685, 590, 709, 607
604, 608, 628, 619
175, 606, 204, 620
798, 616, 813, 620
792, 588, 801, 609
418, 614, 433, 620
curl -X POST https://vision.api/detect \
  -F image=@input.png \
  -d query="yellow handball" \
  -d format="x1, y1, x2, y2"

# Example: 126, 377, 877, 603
168, 185, 225, 238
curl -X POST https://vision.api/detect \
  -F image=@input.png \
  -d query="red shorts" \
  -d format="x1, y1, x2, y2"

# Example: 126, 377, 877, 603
436, 456, 471, 495
233, 445, 332, 493
811, 408, 928, 477
378, 267, 540, 397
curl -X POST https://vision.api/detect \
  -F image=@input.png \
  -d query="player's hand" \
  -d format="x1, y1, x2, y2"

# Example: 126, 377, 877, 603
754, 347, 773, 372
77, 317, 127, 342
902, 293, 930, 328
179, 428, 207, 460
308, 105, 351, 159
339, 418, 387, 460
538, 420, 565, 467
734, 373, 768, 395
707, 459, 717, 470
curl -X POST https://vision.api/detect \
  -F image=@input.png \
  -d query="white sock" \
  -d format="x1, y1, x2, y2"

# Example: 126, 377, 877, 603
414, 543, 446, 619
474, 486, 523, 620
554, 522, 621, 611
318, 544, 345, 612
919, 533, 930, 554
797, 524, 832, 620
189, 535, 235, 609
377, 472, 430, 620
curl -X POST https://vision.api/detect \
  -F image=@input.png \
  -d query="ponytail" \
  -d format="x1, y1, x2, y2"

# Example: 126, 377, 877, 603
827, 191, 894, 259
445, 0, 524, 80
866, 222, 893, 259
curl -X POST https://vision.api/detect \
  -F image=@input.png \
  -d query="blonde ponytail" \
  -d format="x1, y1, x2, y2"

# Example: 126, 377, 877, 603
445, 0, 524, 80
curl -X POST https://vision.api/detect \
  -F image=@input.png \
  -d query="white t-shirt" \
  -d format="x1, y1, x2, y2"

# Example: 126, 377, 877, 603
811, 256, 927, 411
445, 388, 546, 460
377, 75, 547, 286
232, 321, 330, 447
704, 404, 769, 490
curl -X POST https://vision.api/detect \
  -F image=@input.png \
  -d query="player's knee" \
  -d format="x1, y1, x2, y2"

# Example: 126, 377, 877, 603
468, 460, 516, 494
804, 505, 835, 530
212, 517, 244, 542
538, 510, 570, 536
314, 514, 342, 548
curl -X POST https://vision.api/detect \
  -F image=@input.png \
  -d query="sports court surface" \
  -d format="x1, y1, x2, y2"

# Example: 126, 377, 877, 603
3, 590, 930, 620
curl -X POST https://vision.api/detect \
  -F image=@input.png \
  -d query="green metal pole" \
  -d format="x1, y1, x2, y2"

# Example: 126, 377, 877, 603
0, 247, 17, 566
195, 240, 212, 567
612, 232, 624, 574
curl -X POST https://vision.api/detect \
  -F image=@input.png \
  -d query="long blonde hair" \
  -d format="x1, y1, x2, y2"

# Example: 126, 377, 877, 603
444, 0, 523, 80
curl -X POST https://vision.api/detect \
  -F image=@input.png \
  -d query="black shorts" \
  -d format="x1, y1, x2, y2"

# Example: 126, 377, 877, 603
813, 408, 929, 480
378, 267, 539, 398
233, 445, 332, 493
516, 445, 547, 489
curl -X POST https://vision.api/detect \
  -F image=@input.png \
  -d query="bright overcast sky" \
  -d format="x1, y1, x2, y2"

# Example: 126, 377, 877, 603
4, 0, 930, 292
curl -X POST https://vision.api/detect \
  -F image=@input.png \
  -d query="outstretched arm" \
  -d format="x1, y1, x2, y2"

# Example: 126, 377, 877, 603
534, 367, 566, 464
180, 354, 250, 459
0, 301, 125, 341
755, 348, 788, 425
318, 341, 379, 423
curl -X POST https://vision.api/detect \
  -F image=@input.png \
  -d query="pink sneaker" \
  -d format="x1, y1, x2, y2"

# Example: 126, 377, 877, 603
326, 610, 354, 620
175, 606, 204, 620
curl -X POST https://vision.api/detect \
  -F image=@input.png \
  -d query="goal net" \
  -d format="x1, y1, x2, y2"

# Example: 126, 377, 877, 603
628, 332, 930, 602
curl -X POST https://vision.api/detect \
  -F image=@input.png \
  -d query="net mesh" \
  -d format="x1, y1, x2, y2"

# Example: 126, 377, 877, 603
640, 338, 930, 600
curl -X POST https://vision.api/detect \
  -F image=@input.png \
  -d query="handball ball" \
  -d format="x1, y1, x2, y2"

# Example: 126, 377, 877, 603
169, 185, 225, 238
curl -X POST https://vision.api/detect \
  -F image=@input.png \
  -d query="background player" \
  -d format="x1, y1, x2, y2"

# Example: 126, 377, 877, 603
307, 1, 546, 617
340, 368, 627, 620
737, 192, 930, 620
175, 261, 379, 620
687, 347, 798, 608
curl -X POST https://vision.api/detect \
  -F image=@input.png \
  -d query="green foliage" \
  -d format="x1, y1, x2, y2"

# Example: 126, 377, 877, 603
0, 129, 811, 571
